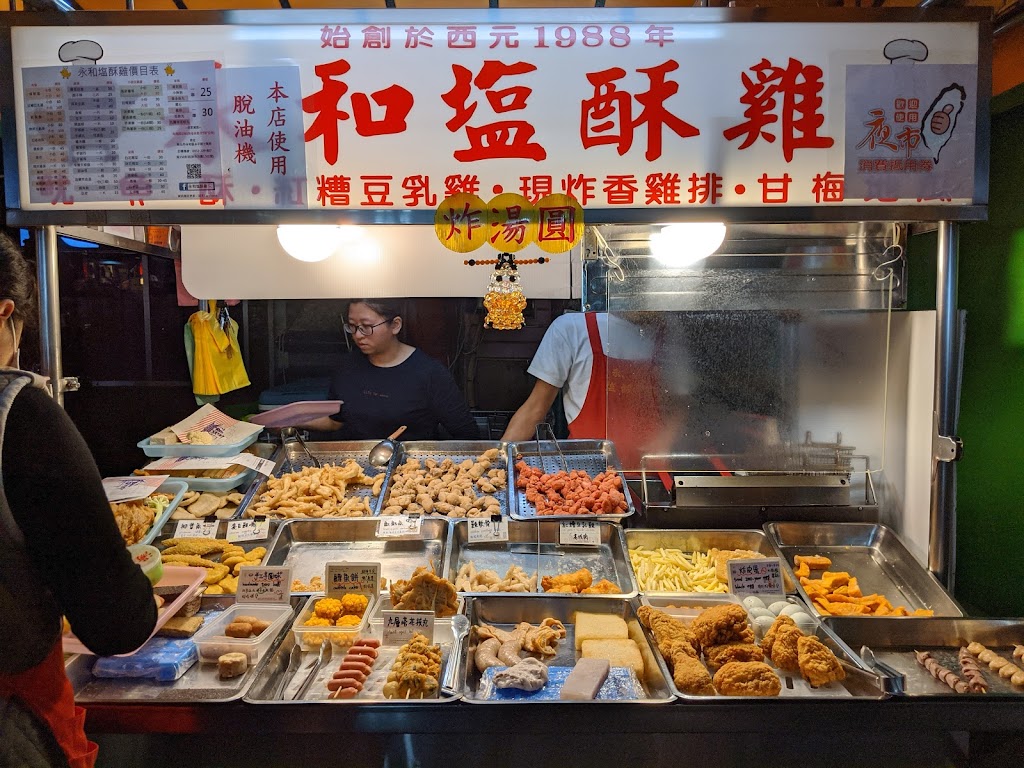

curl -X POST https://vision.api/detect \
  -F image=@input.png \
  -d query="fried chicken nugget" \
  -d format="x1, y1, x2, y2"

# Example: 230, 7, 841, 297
797, 635, 846, 687
770, 624, 804, 673
760, 614, 796, 656
703, 642, 765, 673
690, 604, 754, 649
713, 661, 782, 696
672, 654, 716, 696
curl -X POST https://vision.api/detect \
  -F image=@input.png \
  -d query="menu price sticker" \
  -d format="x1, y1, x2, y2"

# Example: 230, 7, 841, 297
237, 565, 292, 604
727, 558, 785, 597
232, 453, 277, 477
326, 562, 380, 597
467, 516, 509, 544
376, 515, 422, 538
382, 610, 435, 646
103, 475, 169, 503
174, 519, 219, 538
226, 517, 270, 542
558, 520, 601, 547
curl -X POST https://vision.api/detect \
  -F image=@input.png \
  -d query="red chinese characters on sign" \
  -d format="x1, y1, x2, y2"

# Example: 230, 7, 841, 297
445, 175, 481, 196
581, 60, 699, 162
267, 80, 290, 177
811, 171, 844, 203
321, 25, 352, 49
443, 61, 545, 162
316, 174, 351, 206
758, 172, 792, 204
723, 58, 834, 162
688, 173, 722, 205
856, 99, 923, 159
519, 175, 553, 202
302, 59, 414, 165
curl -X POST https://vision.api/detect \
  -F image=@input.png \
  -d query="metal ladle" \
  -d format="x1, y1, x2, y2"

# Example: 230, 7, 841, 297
368, 425, 407, 467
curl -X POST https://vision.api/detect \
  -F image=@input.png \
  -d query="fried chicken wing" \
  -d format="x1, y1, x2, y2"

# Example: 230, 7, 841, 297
713, 661, 781, 696
769, 624, 803, 673
703, 642, 765, 673
541, 568, 593, 594
690, 604, 754, 649
796, 635, 846, 687
672, 654, 717, 696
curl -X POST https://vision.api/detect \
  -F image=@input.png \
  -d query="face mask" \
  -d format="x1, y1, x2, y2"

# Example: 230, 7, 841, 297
8, 316, 19, 369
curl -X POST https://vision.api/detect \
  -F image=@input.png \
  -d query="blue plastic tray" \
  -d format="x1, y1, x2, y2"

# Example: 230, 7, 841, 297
139, 479, 189, 545
138, 431, 260, 458
478, 665, 643, 701
183, 468, 256, 493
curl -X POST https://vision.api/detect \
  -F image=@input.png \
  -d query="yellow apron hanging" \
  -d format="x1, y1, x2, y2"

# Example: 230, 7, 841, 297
187, 301, 250, 397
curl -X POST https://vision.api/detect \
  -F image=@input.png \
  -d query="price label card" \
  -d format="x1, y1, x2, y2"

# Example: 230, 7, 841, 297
103, 475, 169, 503
382, 610, 435, 646
376, 515, 422, 538
232, 453, 277, 477
226, 518, 270, 542
326, 562, 380, 597
173, 519, 219, 538
558, 520, 601, 547
727, 557, 785, 597
467, 516, 509, 544
237, 565, 292, 604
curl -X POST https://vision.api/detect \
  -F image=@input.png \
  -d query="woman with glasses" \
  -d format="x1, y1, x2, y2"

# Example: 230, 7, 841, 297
299, 299, 480, 440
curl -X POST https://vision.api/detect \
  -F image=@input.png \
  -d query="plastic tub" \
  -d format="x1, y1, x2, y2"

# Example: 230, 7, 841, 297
193, 603, 294, 664
291, 593, 377, 651
183, 468, 256, 493
138, 479, 188, 545
138, 432, 260, 458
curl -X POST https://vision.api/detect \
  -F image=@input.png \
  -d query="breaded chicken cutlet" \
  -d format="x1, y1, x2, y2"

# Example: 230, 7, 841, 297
797, 635, 846, 687
690, 604, 754, 648
713, 661, 782, 696
703, 642, 765, 673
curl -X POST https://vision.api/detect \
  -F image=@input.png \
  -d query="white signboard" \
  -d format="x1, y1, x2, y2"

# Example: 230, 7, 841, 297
9, 15, 981, 213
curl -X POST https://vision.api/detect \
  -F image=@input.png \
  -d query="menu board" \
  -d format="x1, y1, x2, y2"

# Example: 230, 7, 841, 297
21, 60, 221, 204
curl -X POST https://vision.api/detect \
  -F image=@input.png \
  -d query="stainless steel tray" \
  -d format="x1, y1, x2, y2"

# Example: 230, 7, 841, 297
829, 618, 1024, 697
263, 518, 449, 595
380, 441, 508, 518
246, 441, 389, 518
624, 529, 795, 594
66, 596, 295, 704
458, 595, 674, 703
446, 520, 638, 597
508, 440, 635, 521
637, 594, 886, 700
245, 597, 465, 704
764, 522, 962, 618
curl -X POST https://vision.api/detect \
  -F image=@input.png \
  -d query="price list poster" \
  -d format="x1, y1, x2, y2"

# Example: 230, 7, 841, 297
21, 60, 222, 205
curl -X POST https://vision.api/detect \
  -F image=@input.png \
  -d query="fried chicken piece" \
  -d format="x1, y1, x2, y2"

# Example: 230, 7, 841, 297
580, 578, 621, 595
703, 642, 765, 673
691, 604, 754, 649
637, 606, 701, 659
389, 567, 459, 617
796, 635, 846, 687
760, 614, 796, 657
770, 624, 804, 673
541, 568, 593, 594
713, 661, 781, 696
672, 654, 717, 696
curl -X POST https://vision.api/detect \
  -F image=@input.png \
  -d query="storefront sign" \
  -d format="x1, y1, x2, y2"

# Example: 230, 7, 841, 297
7, 15, 983, 214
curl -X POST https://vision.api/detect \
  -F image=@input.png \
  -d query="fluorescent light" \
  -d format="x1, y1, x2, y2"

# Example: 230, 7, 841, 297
650, 222, 727, 267
276, 225, 342, 263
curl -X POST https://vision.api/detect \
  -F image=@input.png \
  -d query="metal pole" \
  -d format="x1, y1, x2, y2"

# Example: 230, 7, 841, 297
35, 225, 64, 406
930, 220, 959, 589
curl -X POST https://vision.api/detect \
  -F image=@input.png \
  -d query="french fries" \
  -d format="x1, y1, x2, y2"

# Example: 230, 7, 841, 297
249, 462, 381, 519
628, 546, 728, 593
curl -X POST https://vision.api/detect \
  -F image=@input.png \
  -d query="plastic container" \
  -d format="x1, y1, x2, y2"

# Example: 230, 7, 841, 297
62, 566, 207, 656
193, 603, 293, 664
248, 400, 341, 428
138, 432, 260, 458
181, 468, 256, 493
91, 637, 198, 682
639, 592, 744, 620
291, 593, 377, 651
128, 544, 164, 585
138, 479, 188, 545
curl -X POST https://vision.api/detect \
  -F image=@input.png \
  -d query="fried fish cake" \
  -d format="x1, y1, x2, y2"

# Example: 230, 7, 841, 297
797, 635, 846, 687
703, 642, 765, 673
770, 624, 804, 673
713, 661, 781, 696
691, 604, 754, 649
673, 654, 717, 696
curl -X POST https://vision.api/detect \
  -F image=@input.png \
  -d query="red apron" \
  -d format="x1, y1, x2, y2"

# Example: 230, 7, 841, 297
0, 642, 97, 768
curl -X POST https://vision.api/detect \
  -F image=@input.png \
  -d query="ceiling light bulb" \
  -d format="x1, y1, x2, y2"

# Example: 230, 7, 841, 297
650, 222, 727, 267
276, 225, 342, 262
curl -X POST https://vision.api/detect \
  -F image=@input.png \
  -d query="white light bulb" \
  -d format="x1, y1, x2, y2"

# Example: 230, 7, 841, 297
650, 222, 727, 267
276, 225, 343, 262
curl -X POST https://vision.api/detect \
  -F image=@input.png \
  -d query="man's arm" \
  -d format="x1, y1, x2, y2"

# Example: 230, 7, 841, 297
501, 379, 561, 442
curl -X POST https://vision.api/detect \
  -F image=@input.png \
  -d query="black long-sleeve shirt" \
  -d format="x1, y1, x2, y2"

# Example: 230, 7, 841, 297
327, 349, 480, 441
3, 384, 157, 656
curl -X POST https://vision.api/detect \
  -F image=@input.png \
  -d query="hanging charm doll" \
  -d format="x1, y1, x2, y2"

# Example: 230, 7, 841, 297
483, 252, 528, 330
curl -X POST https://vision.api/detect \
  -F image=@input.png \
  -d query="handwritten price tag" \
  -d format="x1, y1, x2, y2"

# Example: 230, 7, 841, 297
231, 453, 276, 477
382, 610, 435, 646
326, 562, 380, 597
226, 518, 270, 542
103, 475, 168, 503
376, 515, 422, 538
237, 565, 292, 604
727, 558, 785, 597
558, 520, 601, 546
467, 516, 509, 544
173, 519, 219, 538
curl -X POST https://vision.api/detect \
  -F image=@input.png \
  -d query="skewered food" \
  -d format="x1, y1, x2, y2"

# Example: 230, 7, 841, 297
713, 661, 782, 696
328, 639, 382, 698
250, 462, 380, 519
915, 650, 969, 693
383, 633, 441, 699
968, 644, 1024, 685
959, 647, 988, 693
389, 566, 459, 617
382, 449, 506, 518
514, 461, 627, 516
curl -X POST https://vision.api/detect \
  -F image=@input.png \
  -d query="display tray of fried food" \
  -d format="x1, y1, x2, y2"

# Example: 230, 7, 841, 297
636, 602, 849, 697
170, 491, 246, 521
389, 566, 459, 617
111, 494, 172, 545
455, 561, 537, 593
793, 555, 934, 617
381, 448, 505, 518
514, 462, 627, 516
249, 461, 382, 519
540, 567, 621, 595
135, 465, 247, 480
629, 546, 764, 594
158, 537, 266, 595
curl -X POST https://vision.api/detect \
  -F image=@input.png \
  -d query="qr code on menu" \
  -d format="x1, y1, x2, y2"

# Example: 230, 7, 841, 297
186, 163, 201, 180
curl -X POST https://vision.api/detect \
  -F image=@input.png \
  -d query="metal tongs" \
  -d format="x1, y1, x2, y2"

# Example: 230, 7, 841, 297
280, 426, 321, 470
293, 639, 333, 700
534, 422, 568, 474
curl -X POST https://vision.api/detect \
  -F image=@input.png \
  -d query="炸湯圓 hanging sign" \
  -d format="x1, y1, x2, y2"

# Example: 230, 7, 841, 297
5, 12, 984, 218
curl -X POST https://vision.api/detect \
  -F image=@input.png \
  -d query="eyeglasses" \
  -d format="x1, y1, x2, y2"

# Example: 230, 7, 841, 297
344, 319, 391, 336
